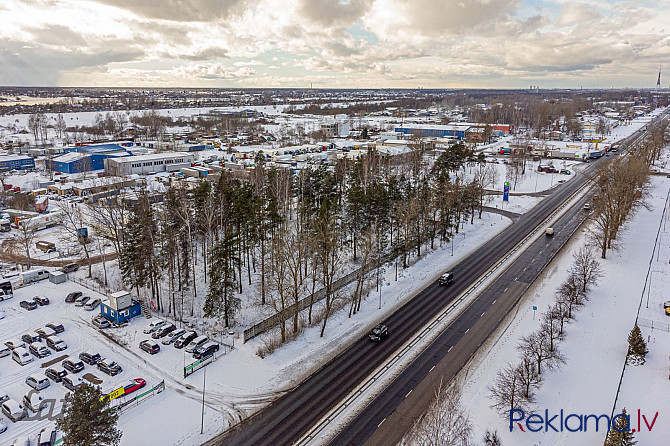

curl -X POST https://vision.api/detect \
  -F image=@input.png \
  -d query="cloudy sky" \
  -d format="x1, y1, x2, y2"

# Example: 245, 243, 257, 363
0, 0, 669, 88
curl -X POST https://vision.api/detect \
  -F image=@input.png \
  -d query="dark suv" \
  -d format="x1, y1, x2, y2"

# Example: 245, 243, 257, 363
45, 367, 68, 383
79, 351, 101, 365
20, 300, 38, 310
65, 291, 83, 303
152, 323, 176, 339
174, 331, 198, 349
369, 324, 388, 342
62, 359, 85, 373
438, 272, 454, 286
33, 296, 49, 306
97, 359, 122, 376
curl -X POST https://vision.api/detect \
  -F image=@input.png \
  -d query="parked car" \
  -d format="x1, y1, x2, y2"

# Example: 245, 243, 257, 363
62, 376, 84, 391
4, 339, 26, 350
0, 389, 8, 404
162, 328, 186, 345
2, 399, 26, 422
37, 425, 57, 446
20, 300, 37, 310
60, 263, 79, 273
45, 322, 65, 334
23, 392, 45, 413
92, 315, 110, 329
0, 345, 9, 357
438, 272, 454, 286
174, 331, 198, 349
139, 340, 160, 355
79, 351, 101, 365
46, 335, 67, 351
65, 291, 83, 303
62, 359, 84, 373
185, 336, 208, 353
0, 419, 6, 435
84, 298, 101, 311
29, 342, 51, 358
123, 378, 146, 395
193, 342, 219, 359
560, 169, 572, 175
369, 324, 388, 342
152, 323, 176, 339
36, 327, 57, 339
25, 374, 50, 391
33, 296, 49, 306
45, 367, 68, 383
97, 359, 122, 376
21, 333, 41, 344
142, 320, 167, 334
74, 295, 90, 307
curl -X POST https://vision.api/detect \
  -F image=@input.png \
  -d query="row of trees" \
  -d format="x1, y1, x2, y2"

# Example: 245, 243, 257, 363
489, 246, 602, 415
589, 118, 668, 258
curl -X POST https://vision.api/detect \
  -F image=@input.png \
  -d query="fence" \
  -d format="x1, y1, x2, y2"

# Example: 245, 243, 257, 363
112, 380, 166, 414
242, 242, 407, 343
637, 317, 670, 333
70, 274, 113, 296
183, 343, 233, 378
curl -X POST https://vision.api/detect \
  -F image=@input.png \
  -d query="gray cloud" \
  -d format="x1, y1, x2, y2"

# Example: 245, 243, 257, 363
91, 0, 246, 22
27, 24, 88, 47
0, 39, 144, 85
298, 0, 373, 27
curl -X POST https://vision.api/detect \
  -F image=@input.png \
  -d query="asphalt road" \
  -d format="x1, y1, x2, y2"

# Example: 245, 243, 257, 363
207, 119, 660, 446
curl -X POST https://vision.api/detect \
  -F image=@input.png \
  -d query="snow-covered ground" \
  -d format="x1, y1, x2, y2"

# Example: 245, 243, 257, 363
460, 172, 670, 445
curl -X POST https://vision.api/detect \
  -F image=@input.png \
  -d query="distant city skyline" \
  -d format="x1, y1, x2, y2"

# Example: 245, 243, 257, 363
0, 0, 668, 89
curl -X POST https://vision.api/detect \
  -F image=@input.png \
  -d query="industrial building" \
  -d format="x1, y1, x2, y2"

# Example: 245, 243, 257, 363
49, 144, 131, 174
0, 154, 35, 171
394, 122, 510, 140
104, 152, 194, 176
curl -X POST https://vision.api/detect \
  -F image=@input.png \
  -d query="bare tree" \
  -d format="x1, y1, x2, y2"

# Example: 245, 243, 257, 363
515, 355, 542, 400
488, 363, 529, 416
556, 274, 585, 319
570, 245, 603, 293
405, 382, 473, 446
58, 201, 94, 277
14, 219, 38, 268
518, 329, 564, 375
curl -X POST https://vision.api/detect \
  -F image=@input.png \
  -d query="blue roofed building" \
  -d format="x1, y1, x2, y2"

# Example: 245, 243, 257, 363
49, 144, 131, 174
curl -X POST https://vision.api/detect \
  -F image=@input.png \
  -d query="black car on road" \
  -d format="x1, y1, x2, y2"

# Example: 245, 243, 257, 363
438, 272, 454, 286
369, 324, 388, 342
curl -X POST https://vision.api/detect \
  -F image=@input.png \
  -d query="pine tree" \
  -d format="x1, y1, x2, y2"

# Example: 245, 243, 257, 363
627, 324, 648, 357
205, 230, 240, 327
605, 408, 636, 446
56, 384, 122, 446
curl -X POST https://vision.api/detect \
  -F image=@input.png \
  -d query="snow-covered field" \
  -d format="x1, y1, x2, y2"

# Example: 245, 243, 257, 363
460, 172, 670, 445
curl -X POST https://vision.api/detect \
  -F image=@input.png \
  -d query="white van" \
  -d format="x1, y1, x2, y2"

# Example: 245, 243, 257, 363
185, 335, 208, 353
26, 373, 51, 391
12, 347, 34, 366
1, 398, 26, 422
143, 319, 166, 334
19, 268, 50, 285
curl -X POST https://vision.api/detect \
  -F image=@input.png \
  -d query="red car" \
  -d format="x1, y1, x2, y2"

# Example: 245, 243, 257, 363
124, 378, 146, 395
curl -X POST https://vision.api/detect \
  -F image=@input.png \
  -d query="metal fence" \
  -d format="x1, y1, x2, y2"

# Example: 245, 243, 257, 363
70, 274, 113, 296
242, 241, 412, 343
637, 317, 670, 333
112, 380, 166, 414
183, 343, 233, 378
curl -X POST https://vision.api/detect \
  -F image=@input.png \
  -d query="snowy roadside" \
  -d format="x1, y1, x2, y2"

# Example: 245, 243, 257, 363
459, 175, 670, 445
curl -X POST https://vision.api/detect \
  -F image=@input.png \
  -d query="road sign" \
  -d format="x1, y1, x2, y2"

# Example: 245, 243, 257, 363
503, 181, 510, 202
532, 306, 537, 310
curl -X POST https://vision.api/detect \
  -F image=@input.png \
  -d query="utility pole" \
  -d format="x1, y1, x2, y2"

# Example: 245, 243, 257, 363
200, 365, 206, 434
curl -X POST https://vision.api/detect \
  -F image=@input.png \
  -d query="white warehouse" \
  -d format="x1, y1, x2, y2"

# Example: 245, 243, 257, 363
104, 152, 194, 176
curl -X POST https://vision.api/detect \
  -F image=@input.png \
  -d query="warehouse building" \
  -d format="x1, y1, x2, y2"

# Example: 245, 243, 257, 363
0, 154, 35, 171
104, 152, 194, 176
49, 144, 131, 174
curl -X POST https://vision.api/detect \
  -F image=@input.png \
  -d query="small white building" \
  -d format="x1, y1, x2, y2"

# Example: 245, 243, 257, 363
104, 152, 194, 176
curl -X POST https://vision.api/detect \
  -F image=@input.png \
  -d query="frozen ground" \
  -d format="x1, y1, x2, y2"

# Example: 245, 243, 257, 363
460, 173, 670, 445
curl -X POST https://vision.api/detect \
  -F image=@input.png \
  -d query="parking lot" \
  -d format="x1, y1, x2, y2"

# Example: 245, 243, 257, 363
0, 277, 237, 445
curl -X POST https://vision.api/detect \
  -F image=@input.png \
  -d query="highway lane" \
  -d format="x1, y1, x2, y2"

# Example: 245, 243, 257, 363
332, 172, 590, 446
208, 116, 662, 446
